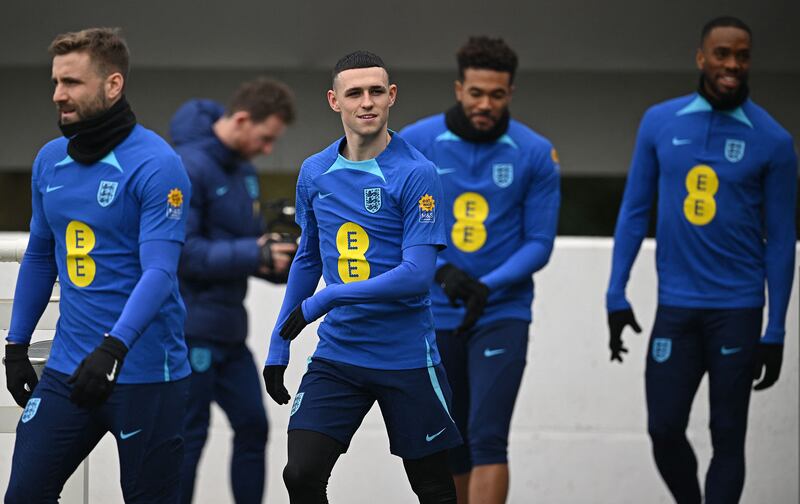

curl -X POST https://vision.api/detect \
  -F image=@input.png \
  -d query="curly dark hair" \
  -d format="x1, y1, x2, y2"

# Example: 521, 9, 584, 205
457, 36, 518, 84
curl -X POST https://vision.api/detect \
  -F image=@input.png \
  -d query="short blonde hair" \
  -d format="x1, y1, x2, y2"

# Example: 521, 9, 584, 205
48, 27, 129, 80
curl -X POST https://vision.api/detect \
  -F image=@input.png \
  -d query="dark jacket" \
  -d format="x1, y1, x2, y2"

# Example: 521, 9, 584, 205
170, 99, 265, 343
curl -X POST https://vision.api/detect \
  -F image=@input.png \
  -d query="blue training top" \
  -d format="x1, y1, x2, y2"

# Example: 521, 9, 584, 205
607, 93, 798, 344
11, 125, 192, 383
400, 114, 560, 330
266, 133, 447, 369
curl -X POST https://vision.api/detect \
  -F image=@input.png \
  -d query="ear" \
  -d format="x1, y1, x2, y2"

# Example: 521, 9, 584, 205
230, 110, 252, 127
105, 72, 124, 101
695, 48, 705, 71
454, 80, 463, 102
327, 89, 340, 112
388, 84, 397, 108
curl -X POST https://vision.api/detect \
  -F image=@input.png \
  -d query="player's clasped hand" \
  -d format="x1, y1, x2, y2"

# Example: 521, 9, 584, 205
279, 305, 308, 341
752, 343, 783, 391
67, 335, 128, 408
263, 365, 290, 404
436, 264, 490, 334
4, 344, 39, 408
456, 282, 490, 335
607, 308, 642, 363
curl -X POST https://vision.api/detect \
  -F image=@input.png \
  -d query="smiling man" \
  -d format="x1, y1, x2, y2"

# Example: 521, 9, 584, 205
606, 16, 797, 504
400, 36, 560, 504
263, 51, 460, 503
4, 28, 191, 502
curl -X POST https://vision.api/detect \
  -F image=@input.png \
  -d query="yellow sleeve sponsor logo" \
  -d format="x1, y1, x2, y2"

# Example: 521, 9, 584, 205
550, 148, 560, 164
336, 222, 371, 283
683, 164, 718, 226
451, 192, 489, 252
166, 188, 184, 220
419, 194, 435, 223
65, 220, 96, 287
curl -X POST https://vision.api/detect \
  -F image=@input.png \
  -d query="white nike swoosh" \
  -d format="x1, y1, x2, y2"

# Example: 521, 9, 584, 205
483, 348, 506, 358
46, 185, 64, 193
435, 167, 457, 175
318, 192, 333, 199
672, 137, 692, 146
106, 360, 118, 381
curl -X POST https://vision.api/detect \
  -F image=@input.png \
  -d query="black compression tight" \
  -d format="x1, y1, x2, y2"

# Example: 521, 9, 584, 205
283, 430, 456, 503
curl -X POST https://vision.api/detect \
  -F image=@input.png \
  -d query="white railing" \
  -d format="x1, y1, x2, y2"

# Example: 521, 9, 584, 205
0, 236, 88, 504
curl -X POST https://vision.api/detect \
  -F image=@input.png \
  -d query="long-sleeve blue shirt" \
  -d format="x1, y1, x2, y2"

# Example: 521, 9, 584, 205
8, 126, 191, 383
607, 93, 798, 343
401, 115, 560, 330
266, 133, 446, 369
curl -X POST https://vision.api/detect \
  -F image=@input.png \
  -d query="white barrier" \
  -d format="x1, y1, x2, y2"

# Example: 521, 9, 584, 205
0, 234, 797, 503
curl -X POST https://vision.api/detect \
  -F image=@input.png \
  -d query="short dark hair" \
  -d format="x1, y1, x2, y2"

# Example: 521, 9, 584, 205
227, 77, 296, 124
701, 16, 752, 45
332, 51, 388, 83
48, 27, 129, 80
457, 36, 518, 84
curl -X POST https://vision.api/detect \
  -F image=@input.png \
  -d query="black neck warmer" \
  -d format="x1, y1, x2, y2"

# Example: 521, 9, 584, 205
58, 95, 137, 165
444, 103, 510, 143
697, 75, 749, 111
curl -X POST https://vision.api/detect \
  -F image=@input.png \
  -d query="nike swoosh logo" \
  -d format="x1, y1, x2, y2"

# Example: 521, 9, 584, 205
119, 429, 142, 440
106, 360, 118, 381
215, 186, 229, 196
426, 428, 446, 442
435, 167, 457, 175
483, 348, 506, 358
318, 192, 333, 199
672, 137, 692, 146
721, 346, 742, 356
46, 185, 64, 193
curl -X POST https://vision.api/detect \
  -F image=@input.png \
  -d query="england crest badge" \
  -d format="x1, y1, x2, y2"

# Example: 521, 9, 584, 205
493, 163, 513, 188
21, 398, 41, 423
290, 392, 305, 416
724, 139, 745, 163
364, 188, 382, 213
652, 338, 672, 363
97, 180, 119, 207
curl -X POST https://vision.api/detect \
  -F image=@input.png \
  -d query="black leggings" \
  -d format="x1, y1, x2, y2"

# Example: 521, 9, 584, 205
283, 430, 456, 504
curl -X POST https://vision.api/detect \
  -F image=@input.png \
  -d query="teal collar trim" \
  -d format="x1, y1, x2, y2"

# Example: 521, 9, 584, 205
498, 134, 519, 149
723, 107, 754, 129
100, 151, 124, 172
676, 95, 712, 116
435, 130, 462, 143
54, 155, 74, 167
676, 94, 753, 128
53, 151, 123, 171
323, 154, 386, 183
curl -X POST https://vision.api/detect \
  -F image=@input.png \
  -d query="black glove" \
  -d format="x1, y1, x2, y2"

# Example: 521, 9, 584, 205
753, 343, 783, 391
608, 309, 642, 363
4, 344, 39, 407
280, 305, 308, 341
263, 365, 290, 404
456, 282, 490, 335
435, 264, 475, 307
67, 335, 128, 408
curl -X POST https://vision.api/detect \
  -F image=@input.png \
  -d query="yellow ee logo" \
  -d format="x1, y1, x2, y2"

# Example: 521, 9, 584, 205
65, 220, 96, 287
452, 192, 489, 252
683, 165, 719, 226
336, 222, 371, 283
